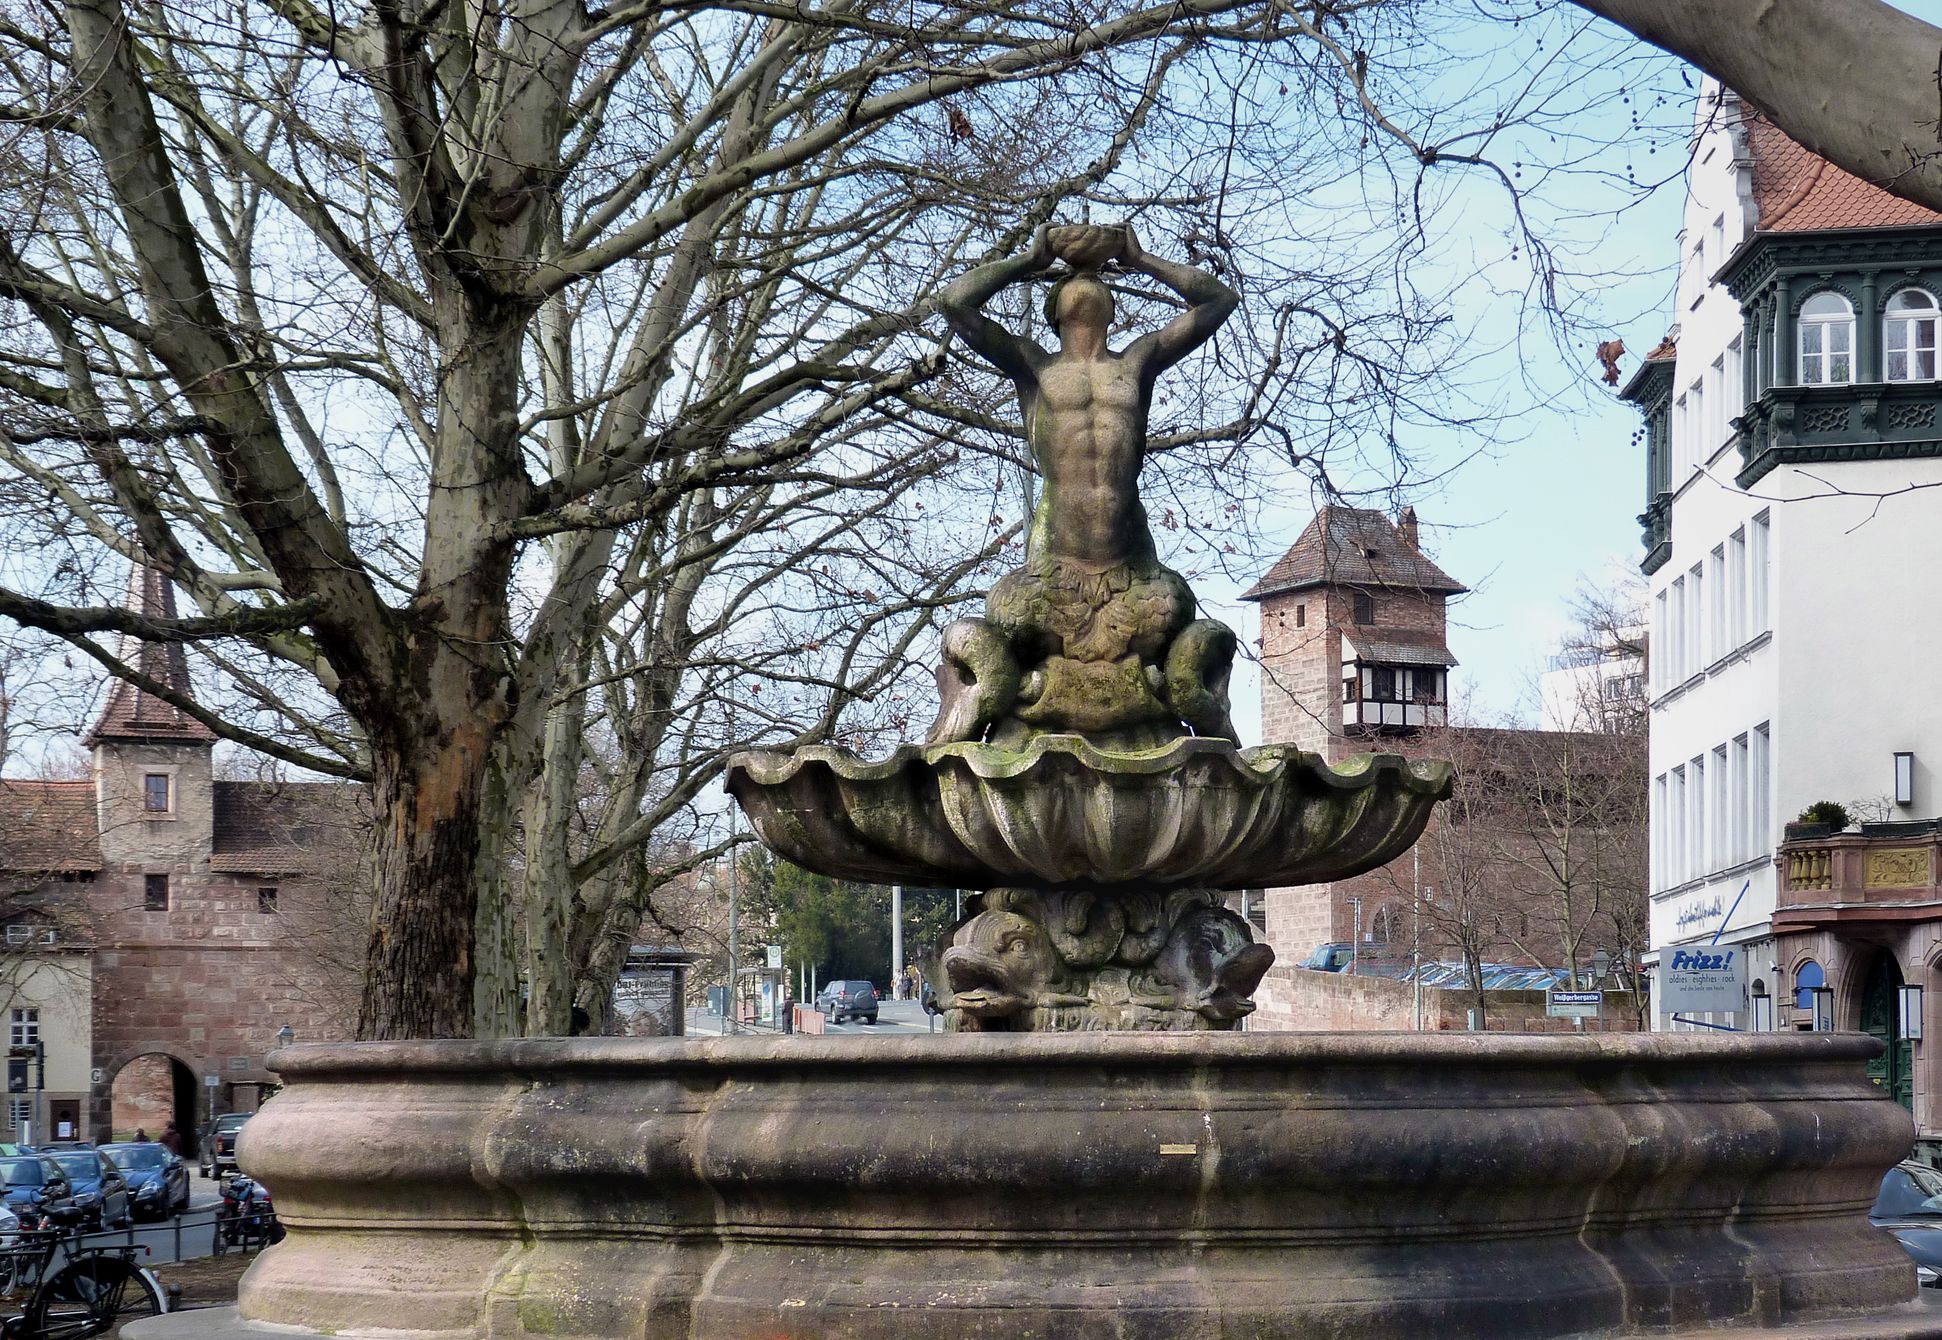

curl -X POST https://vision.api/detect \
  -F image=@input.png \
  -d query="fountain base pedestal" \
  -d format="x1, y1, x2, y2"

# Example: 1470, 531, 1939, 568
161, 1032, 1929, 1340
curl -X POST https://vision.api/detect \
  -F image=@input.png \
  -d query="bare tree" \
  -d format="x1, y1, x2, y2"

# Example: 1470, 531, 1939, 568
0, 0, 1685, 1037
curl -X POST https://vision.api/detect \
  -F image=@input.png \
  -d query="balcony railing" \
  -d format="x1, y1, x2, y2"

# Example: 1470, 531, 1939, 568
1736, 381, 1942, 488
1774, 821, 1941, 925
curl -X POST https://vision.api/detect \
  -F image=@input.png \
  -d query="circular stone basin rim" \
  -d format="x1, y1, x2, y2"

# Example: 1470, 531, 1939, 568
265, 1030, 1887, 1079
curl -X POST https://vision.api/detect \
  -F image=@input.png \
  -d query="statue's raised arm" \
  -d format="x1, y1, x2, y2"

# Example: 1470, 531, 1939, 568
937, 226, 1055, 386
1120, 226, 1239, 380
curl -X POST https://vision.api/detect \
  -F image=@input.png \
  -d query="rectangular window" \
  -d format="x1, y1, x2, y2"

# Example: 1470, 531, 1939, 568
258, 887, 278, 915
1670, 766, 1688, 884
1687, 564, 1704, 678
7, 1100, 28, 1135
1709, 213, 1725, 270
1352, 591, 1375, 625
1727, 528, 1747, 648
1653, 774, 1668, 891
142, 773, 171, 814
1709, 546, 1727, 662
1727, 336, 1745, 424
144, 873, 169, 911
1653, 591, 1668, 692
1673, 394, 1689, 479
1690, 754, 1707, 879
1294, 604, 1305, 629
1371, 667, 1398, 702
1751, 724, 1772, 855
1708, 356, 1726, 451
1688, 381, 1706, 467
9, 1009, 37, 1048
1342, 674, 1356, 705
1712, 744, 1729, 871
1670, 578, 1686, 682
1732, 733, 1751, 864
1751, 511, 1771, 632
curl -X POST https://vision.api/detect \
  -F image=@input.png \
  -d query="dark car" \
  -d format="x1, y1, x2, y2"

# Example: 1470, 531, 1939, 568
201, 1113, 251, 1177
101, 1142, 190, 1221
47, 1149, 132, 1230
1872, 1159, 1942, 1287
0, 1155, 79, 1228
1299, 943, 1356, 973
815, 980, 879, 1024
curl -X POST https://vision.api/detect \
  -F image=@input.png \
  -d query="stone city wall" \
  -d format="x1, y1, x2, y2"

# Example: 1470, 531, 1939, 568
1252, 964, 1644, 1033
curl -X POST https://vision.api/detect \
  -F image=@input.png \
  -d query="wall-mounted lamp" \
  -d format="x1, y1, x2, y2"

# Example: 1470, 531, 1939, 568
1896, 751, 1916, 807
1591, 948, 1612, 984
1900, 985, 1925, 1042
1812, 986, 1835, 1033
274, 1025, 294, 1050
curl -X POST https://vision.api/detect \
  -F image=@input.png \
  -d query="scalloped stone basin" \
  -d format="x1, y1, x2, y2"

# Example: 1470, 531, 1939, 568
132, 1032, 1942, 1340
725, 734, 1453, 889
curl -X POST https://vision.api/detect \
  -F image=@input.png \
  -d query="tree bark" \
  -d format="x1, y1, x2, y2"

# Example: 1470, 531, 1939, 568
360, 732, 493, 1039
1571, 0, 1942, 213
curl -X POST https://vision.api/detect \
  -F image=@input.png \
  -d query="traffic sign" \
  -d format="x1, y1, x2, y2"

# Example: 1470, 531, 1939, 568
1547, 990, 1602, 1019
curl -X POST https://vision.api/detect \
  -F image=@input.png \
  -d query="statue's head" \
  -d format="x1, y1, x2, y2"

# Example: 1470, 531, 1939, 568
941, 908, 1055, 1021
1044, 273, 1114, 342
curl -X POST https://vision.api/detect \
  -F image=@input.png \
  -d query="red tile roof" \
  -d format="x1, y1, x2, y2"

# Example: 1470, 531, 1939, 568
210, 781, 368, 874
1242, 506, 1466, 602
1747, 112, 1942, 233
85, 566, 215, 747
0, 781, 99, 872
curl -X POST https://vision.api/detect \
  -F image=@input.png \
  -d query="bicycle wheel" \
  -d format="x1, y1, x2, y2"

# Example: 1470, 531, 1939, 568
26, 1256, 165, 1340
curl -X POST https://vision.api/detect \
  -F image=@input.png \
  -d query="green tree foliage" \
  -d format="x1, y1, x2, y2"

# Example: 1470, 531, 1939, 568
740, 851, 959, 989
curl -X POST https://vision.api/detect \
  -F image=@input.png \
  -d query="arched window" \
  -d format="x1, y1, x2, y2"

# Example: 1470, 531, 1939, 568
1369, 904, 1401, 944
1886, 288, 1940, 382
1794, 959, 1825, 1011
1798, 293, 1854, 385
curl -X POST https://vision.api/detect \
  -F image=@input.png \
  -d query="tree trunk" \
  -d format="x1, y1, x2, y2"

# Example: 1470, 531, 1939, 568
523, 700, 586, 1037
359, 734, 493, 1039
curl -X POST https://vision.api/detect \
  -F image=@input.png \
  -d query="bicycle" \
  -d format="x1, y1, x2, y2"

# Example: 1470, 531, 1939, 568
0, 1230, 167, 1340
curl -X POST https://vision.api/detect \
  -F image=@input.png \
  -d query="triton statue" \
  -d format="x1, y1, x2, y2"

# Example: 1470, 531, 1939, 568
929, 223, 1243, 749
726, 223, 1452, 1032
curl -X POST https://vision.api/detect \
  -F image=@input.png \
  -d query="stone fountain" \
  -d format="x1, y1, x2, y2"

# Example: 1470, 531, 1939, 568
136, 226, 1936, 1340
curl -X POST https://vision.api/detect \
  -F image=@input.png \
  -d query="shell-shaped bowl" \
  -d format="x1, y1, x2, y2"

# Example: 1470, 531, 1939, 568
725, 734, 1451, 890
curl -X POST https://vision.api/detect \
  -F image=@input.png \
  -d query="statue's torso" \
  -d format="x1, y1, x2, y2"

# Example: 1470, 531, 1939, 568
1028, 352, 1150, 565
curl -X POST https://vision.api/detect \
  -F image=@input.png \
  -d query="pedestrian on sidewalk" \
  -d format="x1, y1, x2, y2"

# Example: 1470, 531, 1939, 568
158, 1121, 182, 1155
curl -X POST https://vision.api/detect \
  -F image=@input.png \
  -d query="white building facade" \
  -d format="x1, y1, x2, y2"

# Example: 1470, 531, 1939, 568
1631, 81, 1942, 1080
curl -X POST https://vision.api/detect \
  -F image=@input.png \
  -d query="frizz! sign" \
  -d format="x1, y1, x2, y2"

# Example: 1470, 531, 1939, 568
1658, 946, 1749, 1014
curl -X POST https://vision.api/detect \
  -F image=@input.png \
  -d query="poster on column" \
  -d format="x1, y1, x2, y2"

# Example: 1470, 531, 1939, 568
1658, 946, 1749, 1014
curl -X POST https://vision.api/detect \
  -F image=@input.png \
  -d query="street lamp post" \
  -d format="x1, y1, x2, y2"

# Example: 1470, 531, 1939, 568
726, 809, 739, 1036
890, 885, 904, 1000
1411, 851, 1422, 1030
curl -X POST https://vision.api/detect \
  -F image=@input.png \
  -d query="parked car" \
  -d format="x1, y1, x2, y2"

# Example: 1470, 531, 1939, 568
1299, 943, 1355, 973
201, 1114, 251, 1177
101, 1142, 190, 1221
815, 980, 880, 1024
0, 1155, 79, 1229
47, 1148, 132, 1230
1874, 1160, 1942, 1287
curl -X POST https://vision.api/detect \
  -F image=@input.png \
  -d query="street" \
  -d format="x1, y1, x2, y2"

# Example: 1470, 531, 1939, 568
685, 997, 939, 1037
